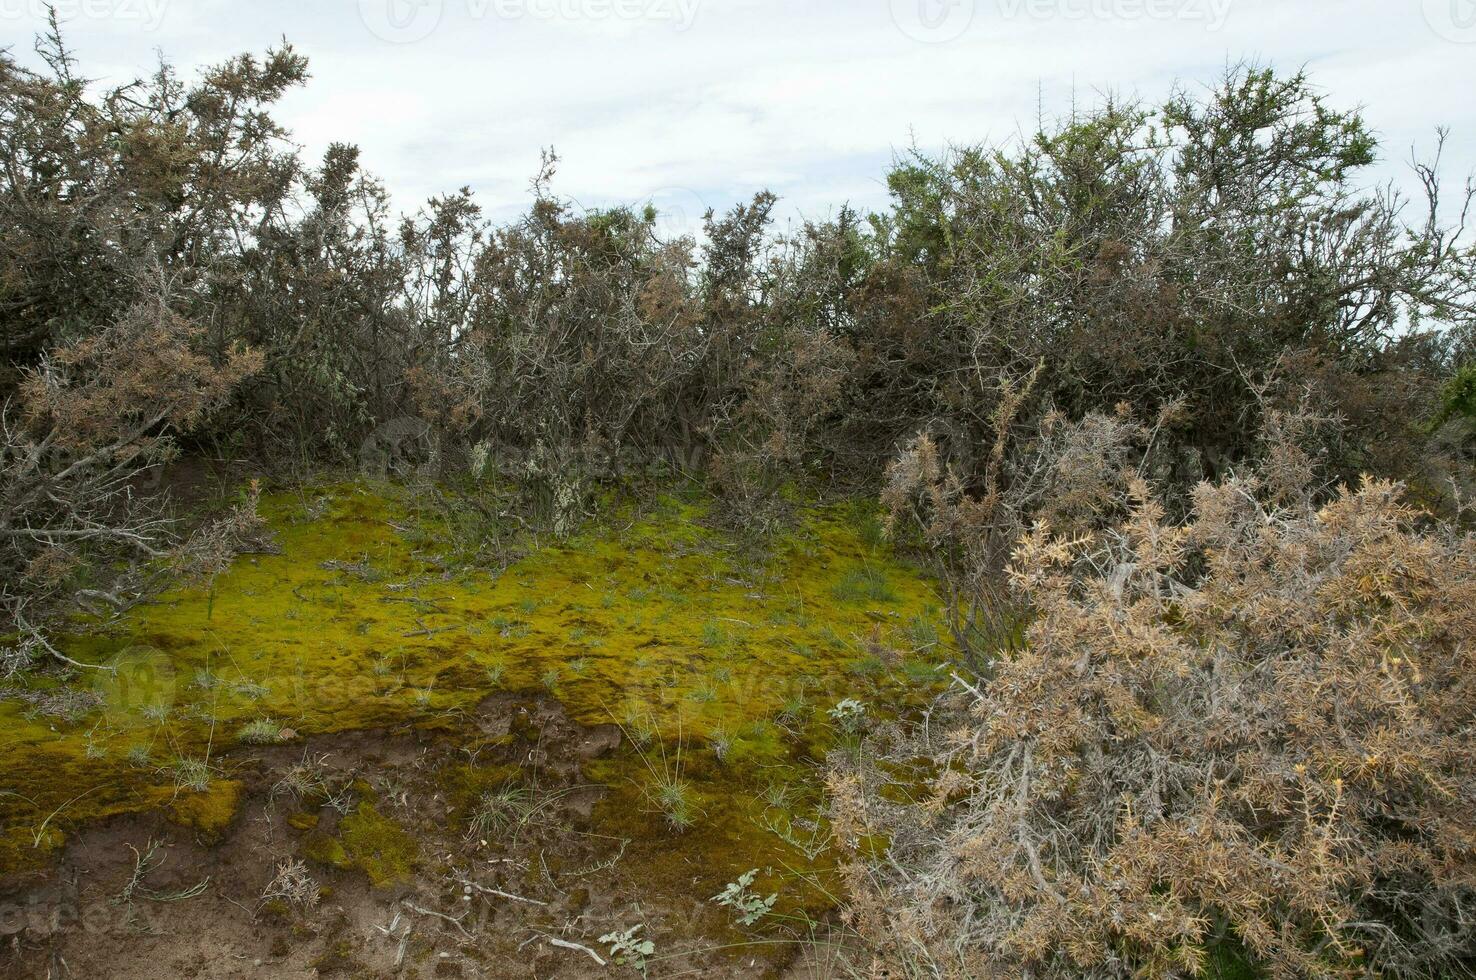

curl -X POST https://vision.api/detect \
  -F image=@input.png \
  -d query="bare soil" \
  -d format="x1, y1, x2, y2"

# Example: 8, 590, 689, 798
0, 693, 815, 979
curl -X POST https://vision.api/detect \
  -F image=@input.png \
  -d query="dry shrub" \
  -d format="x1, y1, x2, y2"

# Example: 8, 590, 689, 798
260, 858, 320, 914
881, 386, 1169, 669
19, 301, 258, 448
173, 479, 279, 585
0, 299, 259, 666
707, 324, 855, 535
841, 472, 1476, 979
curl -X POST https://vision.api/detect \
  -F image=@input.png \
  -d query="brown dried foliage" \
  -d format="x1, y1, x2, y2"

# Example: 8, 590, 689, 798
842, 470, 1476, 978
1, 301, 259, 666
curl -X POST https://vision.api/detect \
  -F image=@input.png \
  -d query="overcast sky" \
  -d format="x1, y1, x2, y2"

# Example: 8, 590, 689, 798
3, 0, 1474, 236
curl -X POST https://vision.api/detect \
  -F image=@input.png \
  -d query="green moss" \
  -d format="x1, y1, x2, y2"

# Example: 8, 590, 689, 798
168, 779, 242, 841
830, 565, 901, 604
257, 897, 294, 925
437, 761, 521, 828
287, 810, 320, 831
301, 831, 348, 868
0, 480, 952, 917
336, 803, 417, 887
310, 938, 363, 975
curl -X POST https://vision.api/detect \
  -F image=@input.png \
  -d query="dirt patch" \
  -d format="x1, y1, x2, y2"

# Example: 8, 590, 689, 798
0, 694, 811, 979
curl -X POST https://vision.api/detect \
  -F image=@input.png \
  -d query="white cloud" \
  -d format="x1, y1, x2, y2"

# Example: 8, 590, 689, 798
3, 0, 1472, 237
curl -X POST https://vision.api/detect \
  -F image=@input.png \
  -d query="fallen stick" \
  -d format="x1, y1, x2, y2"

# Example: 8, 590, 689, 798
460, 878, 548, 906
538, 934, 606, 967
403, 619, 466, 638
401, 900, 473, 940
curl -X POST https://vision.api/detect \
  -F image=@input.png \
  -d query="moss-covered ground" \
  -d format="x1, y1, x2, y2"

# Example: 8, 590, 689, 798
0, 481, 950, 923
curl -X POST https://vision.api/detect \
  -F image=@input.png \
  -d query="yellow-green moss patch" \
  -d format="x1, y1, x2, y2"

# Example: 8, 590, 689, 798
1, 482, 951, 899
335, 803, 418, 887
167, 779, 243, 841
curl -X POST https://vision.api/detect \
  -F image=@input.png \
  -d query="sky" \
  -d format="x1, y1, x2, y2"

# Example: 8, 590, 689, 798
2, 0, 1474, 237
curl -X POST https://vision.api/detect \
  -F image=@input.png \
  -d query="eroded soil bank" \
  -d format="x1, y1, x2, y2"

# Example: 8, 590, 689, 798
1, 483, 950, 977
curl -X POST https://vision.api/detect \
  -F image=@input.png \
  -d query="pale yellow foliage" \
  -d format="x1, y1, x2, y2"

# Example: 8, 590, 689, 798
841, 475, 1476, 979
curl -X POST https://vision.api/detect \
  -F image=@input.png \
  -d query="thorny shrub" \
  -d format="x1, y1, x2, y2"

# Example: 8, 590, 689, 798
0, 299, 259, 669
835, 472, 1476, 978
881, 375, 1172, 669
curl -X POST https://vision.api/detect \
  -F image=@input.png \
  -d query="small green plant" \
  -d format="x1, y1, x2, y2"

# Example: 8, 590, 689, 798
619, 714, 699, 832
270, 755, 333, 805
700, 620, 728, 648
239, 718, 285, 745
568, 657, 590, 676
467, 784, 537, 841
759, 780, 797, 811
599, 925, 655, 973
828, 698, 867, 735
777, 692, 809, 727
484, 664, 506, 687
756, 807, 831, 862
904, 613, 940, 650
170, 757, 212, 793
126, 745, 152, 767
711, 868, 777, 926
540, 667, 560, 690
655, 778, 695, 830
232, 679, 270, 700
80, 724, 107, 760
710, 727, 733, 762
830, 566, 899, 604
625, 713, 656, 748
902, 659, 942, 684
817, 625, 846, 650
658, 586, 690, 607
